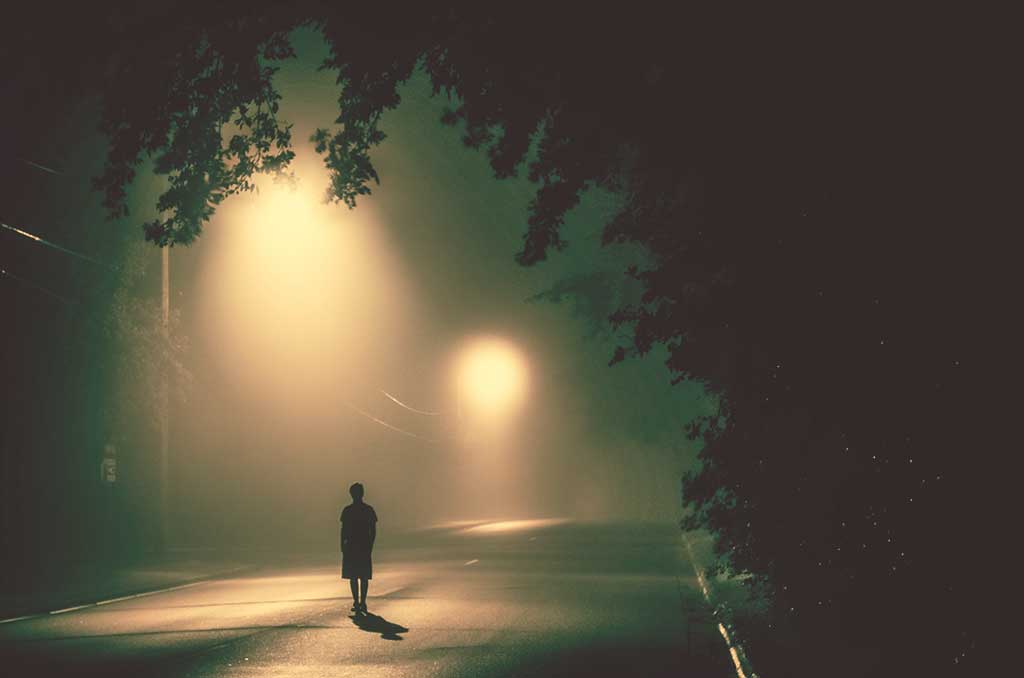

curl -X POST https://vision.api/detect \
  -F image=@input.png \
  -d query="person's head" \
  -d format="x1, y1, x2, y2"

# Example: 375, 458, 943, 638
349, 482, 365, 502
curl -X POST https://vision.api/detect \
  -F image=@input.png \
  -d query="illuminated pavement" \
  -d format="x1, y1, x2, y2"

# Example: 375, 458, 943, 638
0, 522, 734, 677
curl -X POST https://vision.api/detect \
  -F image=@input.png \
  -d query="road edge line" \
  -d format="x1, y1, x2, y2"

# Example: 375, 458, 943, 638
0, 614, 35, 625
0, 564, 255, 624
93, 580, 205, 606
682, 532, 759, 678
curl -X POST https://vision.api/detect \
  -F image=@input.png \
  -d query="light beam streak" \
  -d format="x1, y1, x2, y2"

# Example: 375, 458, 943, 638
17, 157, 62, 175
1, 267, 75, 305
342, 401, 441, 444
380, 389, 442, 416
1, 221, 110, 267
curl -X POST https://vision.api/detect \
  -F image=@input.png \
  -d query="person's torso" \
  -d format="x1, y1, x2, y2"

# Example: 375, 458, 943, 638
341, 502, 376, 546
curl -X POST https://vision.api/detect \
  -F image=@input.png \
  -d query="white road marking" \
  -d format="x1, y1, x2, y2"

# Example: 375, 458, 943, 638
720, 624, 749, 678
94, 593, 144, 606
0, 615, 35, 625
49, 604, 91, 615
683, 533, 757, 678
2, 566, 251, 623
464, 559, 479, 566
95, 580, 205, 606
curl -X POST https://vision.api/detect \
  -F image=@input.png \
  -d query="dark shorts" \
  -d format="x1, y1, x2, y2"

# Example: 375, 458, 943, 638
342, 548, 372, 579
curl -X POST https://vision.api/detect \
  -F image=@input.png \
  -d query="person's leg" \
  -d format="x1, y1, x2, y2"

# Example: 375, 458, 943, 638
360, 578, 369, 610
349, 578, 359, 608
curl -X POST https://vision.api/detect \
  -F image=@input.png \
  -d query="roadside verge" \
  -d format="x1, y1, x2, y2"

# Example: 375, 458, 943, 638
682, 530, 760, 678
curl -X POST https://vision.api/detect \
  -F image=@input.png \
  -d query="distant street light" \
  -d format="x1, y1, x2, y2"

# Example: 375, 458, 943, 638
449, 336, 530, 517
453, 336, 529, 423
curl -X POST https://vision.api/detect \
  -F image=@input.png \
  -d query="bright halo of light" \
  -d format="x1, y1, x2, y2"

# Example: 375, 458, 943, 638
454, 337, 529, 419
197, 156, 415, 416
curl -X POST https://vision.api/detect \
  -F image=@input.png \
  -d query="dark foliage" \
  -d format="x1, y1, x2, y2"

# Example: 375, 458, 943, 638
305, 10, 995, 674
5, 4, 1001, 676
93, 4, 299, 246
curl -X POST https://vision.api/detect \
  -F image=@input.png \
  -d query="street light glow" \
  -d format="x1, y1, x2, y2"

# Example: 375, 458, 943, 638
454, 337, 529, 420
196, 158, 416, 417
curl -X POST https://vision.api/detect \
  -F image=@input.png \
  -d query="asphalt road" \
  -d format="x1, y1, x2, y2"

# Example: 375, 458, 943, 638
0, 521, 735, 677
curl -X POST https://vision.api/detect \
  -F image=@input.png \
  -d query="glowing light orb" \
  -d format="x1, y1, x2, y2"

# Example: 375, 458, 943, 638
455, 337, 529, 419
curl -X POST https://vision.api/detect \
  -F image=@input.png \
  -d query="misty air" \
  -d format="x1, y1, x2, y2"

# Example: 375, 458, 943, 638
1, 6, 998, 678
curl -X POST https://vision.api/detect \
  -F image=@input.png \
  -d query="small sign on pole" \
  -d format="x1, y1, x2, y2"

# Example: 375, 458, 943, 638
101, 444, 117, 484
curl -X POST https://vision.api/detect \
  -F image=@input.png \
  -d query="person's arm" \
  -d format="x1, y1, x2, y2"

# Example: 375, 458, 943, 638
340, 512, 348, 553
369, 521, 376, 551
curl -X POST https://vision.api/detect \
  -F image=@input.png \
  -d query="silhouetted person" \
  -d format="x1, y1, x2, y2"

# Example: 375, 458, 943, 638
340, 482, 377, 614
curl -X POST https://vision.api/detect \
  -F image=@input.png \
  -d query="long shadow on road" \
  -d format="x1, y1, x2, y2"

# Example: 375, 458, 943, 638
351, 611, 409, 640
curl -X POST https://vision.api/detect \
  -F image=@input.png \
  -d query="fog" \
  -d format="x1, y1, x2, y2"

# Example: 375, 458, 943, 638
110, 29, 711, 549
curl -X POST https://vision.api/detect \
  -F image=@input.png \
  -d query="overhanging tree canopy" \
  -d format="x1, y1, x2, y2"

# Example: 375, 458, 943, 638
4, 5, 991, 676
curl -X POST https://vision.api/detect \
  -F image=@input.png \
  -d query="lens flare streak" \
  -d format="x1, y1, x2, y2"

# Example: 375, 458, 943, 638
342, 401, 442, 444
379, 389, 442, 416
1, 221, 110, 267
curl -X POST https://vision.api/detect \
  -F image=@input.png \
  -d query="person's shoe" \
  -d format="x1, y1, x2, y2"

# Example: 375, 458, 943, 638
358, 602, 368, 614
351, 602, 360, 614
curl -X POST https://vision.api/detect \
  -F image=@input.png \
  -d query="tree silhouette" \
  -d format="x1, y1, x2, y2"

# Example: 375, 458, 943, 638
301, 12, 989, 674
7, 5, 993, 676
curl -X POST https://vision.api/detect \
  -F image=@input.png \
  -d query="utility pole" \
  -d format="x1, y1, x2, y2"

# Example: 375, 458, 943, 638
159, 246, 169, 551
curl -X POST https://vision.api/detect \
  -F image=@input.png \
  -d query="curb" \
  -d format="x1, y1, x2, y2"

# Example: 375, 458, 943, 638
682, 532, 759, 678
